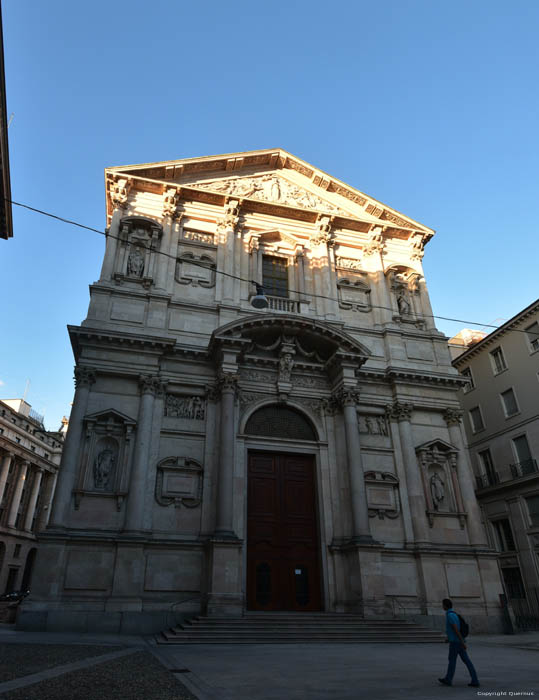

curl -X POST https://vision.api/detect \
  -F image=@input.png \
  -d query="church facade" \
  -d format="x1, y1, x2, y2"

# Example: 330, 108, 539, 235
21, 150, 504, 633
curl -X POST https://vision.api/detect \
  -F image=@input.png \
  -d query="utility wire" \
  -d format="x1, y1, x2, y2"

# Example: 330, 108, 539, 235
8, 198, 537, 338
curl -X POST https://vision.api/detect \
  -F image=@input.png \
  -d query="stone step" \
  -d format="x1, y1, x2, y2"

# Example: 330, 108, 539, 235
157, 614, 445, 645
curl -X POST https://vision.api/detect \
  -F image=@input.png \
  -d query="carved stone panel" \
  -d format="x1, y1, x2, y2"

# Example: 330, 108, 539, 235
359, 414, 388, 436
155, 456, 203, 508
365, 471, 400, 519
182, 229, 216, 246
176, 252, 216, 288
164, 394, 206, 421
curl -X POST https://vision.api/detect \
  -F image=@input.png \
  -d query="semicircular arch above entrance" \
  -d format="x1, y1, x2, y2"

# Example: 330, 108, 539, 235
244, 404, 318, 441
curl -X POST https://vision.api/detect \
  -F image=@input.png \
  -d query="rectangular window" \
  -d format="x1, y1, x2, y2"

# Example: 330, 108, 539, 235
469, 406, 484, 433
13, 544, 21, 558
490, 346, 507, 374
461, 367, 475, 393
525, 321, 539, 352
262, 255, 289, 298
478, 449, 497, 485
526, 495, 539, 527
492, 519, 516, 551
512, 435, 535, 475
501, 388, 519, 417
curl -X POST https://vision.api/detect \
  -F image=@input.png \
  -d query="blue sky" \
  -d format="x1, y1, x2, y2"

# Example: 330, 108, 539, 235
1, 0, 538, 429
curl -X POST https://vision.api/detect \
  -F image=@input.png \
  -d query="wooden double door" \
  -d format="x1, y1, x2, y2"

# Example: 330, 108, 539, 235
246, 451, 322, 611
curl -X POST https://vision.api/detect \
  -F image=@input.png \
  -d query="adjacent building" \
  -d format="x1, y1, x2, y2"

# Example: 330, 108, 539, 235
451, 300, 539, 624
0, 399, 65, 594
22, 149, 504, 634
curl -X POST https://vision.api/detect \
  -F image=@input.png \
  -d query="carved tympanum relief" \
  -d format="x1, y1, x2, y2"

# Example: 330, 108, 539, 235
155, 456, 203, 508
188, 174, 349, 215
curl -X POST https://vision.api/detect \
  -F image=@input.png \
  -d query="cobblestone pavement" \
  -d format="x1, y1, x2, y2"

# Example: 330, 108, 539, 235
0, 644, 196, 700
0, 643, 125, 681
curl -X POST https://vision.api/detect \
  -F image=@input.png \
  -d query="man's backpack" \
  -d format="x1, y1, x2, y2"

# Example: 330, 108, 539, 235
457, 614, 469, 638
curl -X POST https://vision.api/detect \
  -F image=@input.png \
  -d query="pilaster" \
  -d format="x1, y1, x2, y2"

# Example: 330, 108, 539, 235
49, 366, 96, 528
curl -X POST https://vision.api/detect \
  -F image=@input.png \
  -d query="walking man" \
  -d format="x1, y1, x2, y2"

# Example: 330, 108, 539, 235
438, 598, 480, 687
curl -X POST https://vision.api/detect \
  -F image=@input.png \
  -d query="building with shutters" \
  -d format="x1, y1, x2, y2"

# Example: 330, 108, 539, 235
0, 399, 65, 596
21, 149, 504, 633
451, 300, 539, 625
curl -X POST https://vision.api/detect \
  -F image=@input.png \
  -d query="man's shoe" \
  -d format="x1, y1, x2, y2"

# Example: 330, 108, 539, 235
438, 678, 452, 686
469, 682, 480, 687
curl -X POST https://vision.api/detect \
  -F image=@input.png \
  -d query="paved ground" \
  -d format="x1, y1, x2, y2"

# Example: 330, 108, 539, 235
1, 625, 538, 700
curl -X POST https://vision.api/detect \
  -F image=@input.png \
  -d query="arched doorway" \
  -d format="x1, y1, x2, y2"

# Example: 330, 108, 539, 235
245, 405, 322, 612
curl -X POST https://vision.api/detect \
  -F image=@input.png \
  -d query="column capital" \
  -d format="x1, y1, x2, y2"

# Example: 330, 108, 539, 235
109, 177, 132, 210
443, 407, 464, 426
309, 214, 334, 247
74, 366, 96, 389
139, 375, 165, 397
363, 226, 385, 256
162, 187, 181, 220
385, 401, 413, 422
216, 199, 241, 232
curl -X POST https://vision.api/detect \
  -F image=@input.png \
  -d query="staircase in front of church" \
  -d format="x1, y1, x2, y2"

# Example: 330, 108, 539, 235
157, 613, 445, 644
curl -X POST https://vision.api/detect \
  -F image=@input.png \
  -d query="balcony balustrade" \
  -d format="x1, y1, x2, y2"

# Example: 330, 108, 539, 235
267, 295, 300, 313
476, 459, 538, 491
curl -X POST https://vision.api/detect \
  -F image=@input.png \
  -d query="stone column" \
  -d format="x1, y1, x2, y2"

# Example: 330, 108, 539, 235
49, 366, 96, 527
7, 460, 29, 528
0, 451, 13, 505
124, 375, 161, 533
217, 201, 240, 304
36, 471, 57, 531
386, 401, 430, 544
215, 373, 239, 538
23, 468, 44, 531
336, 387, 374, 543
99, 208, 122, 282
444, 408, 488, 546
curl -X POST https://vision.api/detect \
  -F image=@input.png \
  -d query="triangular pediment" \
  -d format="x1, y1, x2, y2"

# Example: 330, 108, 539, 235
105, 148, 433, 237
84, 409, 136, 425
415, 438, 457, 454
252, 228, 303, 249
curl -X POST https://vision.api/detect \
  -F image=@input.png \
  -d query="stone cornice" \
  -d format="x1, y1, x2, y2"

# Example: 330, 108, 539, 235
68, 325, 176, 361
452, 298, 539, 366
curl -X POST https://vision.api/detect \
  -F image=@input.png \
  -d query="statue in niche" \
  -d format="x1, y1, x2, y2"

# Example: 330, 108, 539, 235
397, 291, 411, 315
430, 472, 445, 510
93, 448, 115, 490
377, 416, 388, 436
278, 353, 294, 383
127, 247, 145, 277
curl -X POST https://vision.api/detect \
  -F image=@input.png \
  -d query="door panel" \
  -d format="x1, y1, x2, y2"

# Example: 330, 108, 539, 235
247, 452, 322, 611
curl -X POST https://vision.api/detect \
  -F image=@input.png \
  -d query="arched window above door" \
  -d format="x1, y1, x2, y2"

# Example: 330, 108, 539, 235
245, 405, 317, 441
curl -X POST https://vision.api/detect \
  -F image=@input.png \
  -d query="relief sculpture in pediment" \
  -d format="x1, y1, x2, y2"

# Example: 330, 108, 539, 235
189, 174, 349, 215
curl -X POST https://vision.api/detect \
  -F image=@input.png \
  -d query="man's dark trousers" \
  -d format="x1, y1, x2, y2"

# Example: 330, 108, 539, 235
445, 641, 479, 684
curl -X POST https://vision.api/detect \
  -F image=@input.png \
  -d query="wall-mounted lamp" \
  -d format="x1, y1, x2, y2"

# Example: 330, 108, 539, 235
250, 281, 269, 309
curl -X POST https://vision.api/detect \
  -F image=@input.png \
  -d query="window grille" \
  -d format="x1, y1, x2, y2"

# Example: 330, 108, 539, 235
245, 405, 317, 441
